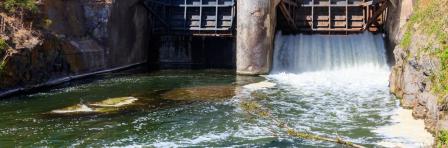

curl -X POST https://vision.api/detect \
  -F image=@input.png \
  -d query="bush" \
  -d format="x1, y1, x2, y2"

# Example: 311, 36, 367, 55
0, 38, 7, 53
438, 130, 448, 148
2, 0, 38, 13
42, 18, 52, 29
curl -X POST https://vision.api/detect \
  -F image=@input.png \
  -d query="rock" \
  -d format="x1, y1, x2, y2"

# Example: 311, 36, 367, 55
51, 104, 94, 114
243, 81, 276, 91
389, 11, 441, 131
413, 103, 427, 119
0, 0, 150, 90
90, 97, 138, 107
161, 85, 235, 101
50, 96, 139, 115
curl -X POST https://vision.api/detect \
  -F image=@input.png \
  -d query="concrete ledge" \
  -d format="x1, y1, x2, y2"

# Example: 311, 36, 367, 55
0, 62, 146, 98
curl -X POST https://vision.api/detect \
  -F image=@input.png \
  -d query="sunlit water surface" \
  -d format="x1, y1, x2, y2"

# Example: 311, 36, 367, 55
0, 33, 433, 147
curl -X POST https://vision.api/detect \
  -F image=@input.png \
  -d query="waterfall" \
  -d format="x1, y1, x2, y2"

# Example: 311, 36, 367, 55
271, 32, 388, 73
269, 31, 391, 109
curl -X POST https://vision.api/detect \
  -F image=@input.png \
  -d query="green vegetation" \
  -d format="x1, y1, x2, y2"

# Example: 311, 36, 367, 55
401, 0, 448, 104
400, 29, 413, 49
2, 0, 38, 13
240, 101, 270, 117
42, 18, 52, 29
0, 38, 7, 74
0, 38, 7, 53
250, 91, 269, 100
438, 130, 448, 148
0, 60, 6, 75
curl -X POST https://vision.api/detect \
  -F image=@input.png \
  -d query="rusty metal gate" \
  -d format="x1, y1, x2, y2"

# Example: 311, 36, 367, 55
278, 0, 390, 33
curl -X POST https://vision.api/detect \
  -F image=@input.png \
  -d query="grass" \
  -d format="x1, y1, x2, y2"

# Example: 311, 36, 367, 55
438, 130, 448, 148
400, 29, 413, 49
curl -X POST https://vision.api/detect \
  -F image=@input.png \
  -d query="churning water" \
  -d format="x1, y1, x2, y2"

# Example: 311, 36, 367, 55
269, 32, 433, 147
0, 33, 433, 147
272, 32, 388, 73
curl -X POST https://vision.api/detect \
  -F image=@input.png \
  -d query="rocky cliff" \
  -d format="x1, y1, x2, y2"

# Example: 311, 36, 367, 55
0, 0, 152, 92
388, 0, 448, 145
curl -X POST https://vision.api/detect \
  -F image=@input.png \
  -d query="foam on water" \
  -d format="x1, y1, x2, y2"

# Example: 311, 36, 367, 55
269, 32, 433, 146
272, 32, 388, 73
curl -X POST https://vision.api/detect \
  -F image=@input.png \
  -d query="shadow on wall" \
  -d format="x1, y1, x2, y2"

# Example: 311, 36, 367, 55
107, 0, 151, 68
149, 35, 236, 69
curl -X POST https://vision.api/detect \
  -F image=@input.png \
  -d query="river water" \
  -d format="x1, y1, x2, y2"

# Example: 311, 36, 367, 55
0, 33, 433, 147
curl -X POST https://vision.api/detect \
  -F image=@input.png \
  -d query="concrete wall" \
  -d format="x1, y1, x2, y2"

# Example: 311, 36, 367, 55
107, 0, 150, 67
155, 36, 236, 69
236, 0, 281, 75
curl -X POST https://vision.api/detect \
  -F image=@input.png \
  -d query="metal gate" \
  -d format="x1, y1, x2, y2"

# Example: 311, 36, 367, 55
144, 0, 236, 36
278, 0, 390, 33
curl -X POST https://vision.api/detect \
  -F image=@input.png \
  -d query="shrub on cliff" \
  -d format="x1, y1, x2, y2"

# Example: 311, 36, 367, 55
0, 38, 6, 73
0, 38, 7, 51
438, 130, 448, 148
1, 0, 37, 13
401, 0, 448, 104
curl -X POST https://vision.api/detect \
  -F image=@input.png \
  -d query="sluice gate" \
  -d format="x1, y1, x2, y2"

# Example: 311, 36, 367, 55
278, 0, 390, 33
143, 0, 390, 75
144, 0, 236, 36
144, 0, 389, 36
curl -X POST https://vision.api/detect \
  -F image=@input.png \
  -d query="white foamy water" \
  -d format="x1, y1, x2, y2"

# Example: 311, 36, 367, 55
269, 32, 433, 147
272, 32, 388, 73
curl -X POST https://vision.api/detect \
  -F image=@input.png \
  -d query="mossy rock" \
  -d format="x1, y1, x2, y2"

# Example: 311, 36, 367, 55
162, 85, 235, 101
250, 91, 270, 100
90, 97, 138, 107
51, 104, 94, 114
49, 97, 139, 115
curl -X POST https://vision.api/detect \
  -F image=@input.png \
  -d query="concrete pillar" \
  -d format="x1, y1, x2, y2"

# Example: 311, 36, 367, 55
236, 0, 280, 75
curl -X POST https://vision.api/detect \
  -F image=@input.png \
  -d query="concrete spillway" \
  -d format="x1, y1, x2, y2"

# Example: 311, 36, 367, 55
271, 32, 388, 73
142, 0, 389, 75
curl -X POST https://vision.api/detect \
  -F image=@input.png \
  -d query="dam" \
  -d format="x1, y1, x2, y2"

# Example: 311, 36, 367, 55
0, 0, 443, 147
142, 0, 390, 74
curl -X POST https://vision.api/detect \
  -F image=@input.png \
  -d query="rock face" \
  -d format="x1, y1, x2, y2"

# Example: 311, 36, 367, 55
390, 41, 441, 132
387, 0, 447, 133
0, 0, 152, 90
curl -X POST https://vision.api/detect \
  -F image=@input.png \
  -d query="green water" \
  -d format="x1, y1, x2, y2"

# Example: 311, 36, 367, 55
0, 70, 413, 147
